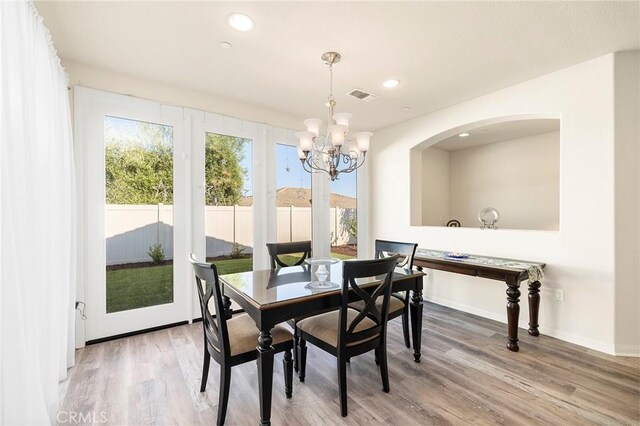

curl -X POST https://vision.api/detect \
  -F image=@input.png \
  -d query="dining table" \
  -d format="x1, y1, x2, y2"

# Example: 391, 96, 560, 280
218, 261, 426, 426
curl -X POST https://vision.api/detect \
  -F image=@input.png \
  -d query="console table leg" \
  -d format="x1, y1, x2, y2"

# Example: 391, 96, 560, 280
410, 285, 423, 362
506, 282, 521, 352
528, 280, 541, 336
257, 329, 274, 425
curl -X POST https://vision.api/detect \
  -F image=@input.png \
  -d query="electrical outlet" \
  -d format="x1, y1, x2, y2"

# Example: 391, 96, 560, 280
555, 289, 565, 301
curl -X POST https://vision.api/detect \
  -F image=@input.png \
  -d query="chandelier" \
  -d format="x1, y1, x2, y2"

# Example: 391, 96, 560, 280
296, 52, 373, 181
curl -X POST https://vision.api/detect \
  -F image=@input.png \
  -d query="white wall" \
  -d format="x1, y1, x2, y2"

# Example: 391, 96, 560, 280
448, 131, 560, 230
421, 147, 450, 225
613, 51, 640, 355
64, 60, 303, 130
370, 53, 628, 354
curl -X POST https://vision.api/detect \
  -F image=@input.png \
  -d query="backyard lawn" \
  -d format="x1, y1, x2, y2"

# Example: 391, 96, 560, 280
107, 250, 355, 313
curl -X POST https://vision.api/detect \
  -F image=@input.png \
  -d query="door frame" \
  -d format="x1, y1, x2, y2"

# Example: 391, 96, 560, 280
75, 87, 191, 343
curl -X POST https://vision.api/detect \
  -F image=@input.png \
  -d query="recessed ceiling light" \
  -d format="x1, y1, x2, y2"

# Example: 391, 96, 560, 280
228, 13, 254, 32
402, 107, 411, 111
220, 41, 232, 49
382, 79, 400, 88
458, 133, 470, 137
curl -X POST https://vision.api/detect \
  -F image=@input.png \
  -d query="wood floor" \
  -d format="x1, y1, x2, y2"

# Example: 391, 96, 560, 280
59, 302, 640, 425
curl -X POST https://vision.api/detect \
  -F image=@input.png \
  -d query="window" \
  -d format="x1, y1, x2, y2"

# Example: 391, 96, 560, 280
204, 132, 254, 273
276, 144, 312, 245
104, 116, 174, 313
330, 172, 357, 259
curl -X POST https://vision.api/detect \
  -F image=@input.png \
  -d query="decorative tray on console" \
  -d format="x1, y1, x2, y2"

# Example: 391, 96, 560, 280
445, 252, 470, 260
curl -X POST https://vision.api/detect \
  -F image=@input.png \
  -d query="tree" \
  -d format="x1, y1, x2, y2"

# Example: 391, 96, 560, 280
105, 119, 174, 204
204, 133, 248, 206
344, 212, 357, 240
104, 118, 248, 206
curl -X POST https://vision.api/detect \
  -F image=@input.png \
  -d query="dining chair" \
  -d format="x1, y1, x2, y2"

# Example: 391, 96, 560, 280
266, 240, 312, 269
350, 239, 418, 348
296, 256, 399, 417
189, 254, 294, 426
266, 240, 312, 373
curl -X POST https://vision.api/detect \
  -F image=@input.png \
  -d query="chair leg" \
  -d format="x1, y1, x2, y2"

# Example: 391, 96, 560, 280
283, 348, 293, 398
293, 328, 299, 373
379, 344, 390, 393
217, 364, 231, 426
200, 348, 211, 392
298, 338, 307, 383
401, 308, 411, 349
374, 347, 380, 366
337, 355, 348, 417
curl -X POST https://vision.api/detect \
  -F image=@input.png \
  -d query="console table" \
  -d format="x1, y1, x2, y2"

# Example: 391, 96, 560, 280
413, 249, 545, 352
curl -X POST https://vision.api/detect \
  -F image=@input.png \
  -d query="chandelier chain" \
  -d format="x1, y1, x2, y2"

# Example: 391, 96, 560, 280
328, 63, 335, 119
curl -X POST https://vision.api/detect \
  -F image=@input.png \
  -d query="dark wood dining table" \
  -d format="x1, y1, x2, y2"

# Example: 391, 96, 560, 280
219, 261, 426, 426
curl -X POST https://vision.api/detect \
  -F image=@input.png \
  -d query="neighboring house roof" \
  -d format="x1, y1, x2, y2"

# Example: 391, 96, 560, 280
238, 187, 356, 208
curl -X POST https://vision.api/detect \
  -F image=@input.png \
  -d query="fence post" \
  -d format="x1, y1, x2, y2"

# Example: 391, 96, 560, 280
334, 207, 339, 247
289, 206, 293, 242
233, 204, 237, 246
157, 203, 163, 245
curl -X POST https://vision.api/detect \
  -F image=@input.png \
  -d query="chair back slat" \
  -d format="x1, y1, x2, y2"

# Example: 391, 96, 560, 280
338, 256, 399, 348
375, 239, 418, 269
190, 254, 230, 357
266, 241, 312, 269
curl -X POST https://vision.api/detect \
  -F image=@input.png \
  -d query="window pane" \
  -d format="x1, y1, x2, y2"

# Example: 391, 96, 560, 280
276, 144, 312, 254
205, 133, 253, 274
104, 116, 174, 313
330, 171, 357, 259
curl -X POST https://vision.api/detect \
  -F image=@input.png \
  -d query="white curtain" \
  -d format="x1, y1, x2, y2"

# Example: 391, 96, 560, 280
0, 1, 76, 424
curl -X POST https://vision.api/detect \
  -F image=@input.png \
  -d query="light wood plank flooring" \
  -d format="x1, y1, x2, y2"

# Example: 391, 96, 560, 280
59, 302, 640, 425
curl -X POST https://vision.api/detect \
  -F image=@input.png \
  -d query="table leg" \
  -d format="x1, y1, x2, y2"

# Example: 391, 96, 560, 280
409, 285, 423, 363
257, 329, 274, 426
506, 281, 521, 352
222, 295, 233, 320
528, 280, 541, 336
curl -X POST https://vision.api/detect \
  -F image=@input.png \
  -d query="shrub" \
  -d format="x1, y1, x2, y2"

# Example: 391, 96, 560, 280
148, 243, 165, 264
229, 242, 246, 259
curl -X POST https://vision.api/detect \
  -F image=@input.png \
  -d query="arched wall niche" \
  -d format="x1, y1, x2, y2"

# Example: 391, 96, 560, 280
410, 114, 561, 231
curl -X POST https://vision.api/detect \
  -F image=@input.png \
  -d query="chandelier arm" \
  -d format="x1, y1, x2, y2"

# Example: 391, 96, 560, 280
301, 157, 314, 174
306, 151, 331, 174
337, 152, 366, 175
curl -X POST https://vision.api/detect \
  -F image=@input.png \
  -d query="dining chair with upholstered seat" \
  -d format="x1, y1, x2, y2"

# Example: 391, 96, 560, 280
350, 239, 418, 349
189, 254, 294, 426
266, 240, 312, 269
296, 256, 399, 417
266, 240, 312, 373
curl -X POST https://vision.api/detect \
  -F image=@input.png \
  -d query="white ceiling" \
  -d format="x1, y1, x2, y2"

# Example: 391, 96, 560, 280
36, 1, 640, 131
434, 119, 560, 151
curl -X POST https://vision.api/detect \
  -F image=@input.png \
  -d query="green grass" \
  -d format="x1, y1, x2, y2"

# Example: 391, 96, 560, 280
107, 252, 355, 313
106, 264, 174, 313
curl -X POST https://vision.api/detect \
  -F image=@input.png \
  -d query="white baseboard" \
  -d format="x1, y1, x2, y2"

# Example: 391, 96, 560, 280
424, 295, 617, 356
614, 345, 640, 357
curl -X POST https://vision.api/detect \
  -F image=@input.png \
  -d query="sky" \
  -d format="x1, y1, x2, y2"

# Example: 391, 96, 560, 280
105, 117, 356, 199
272, 144, 357, 198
